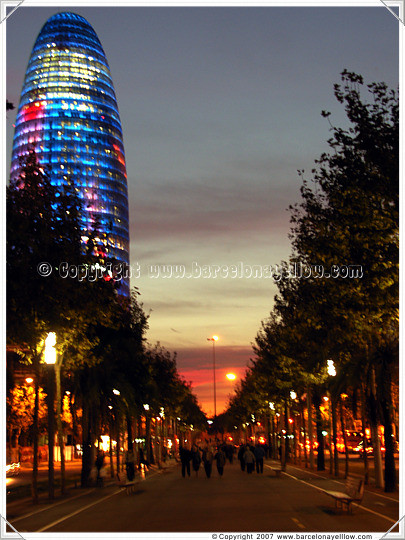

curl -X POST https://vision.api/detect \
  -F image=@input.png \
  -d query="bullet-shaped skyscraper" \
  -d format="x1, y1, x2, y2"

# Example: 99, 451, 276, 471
10, 12, 130, 294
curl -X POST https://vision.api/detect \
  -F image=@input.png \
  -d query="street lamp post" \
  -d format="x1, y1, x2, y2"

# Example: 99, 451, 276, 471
44, 332, 56, 500
207, 336, 218, 417
327, 359, 338, 477
290, 391, 297, 464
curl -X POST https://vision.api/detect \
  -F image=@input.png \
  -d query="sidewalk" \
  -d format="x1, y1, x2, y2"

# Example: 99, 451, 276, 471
6, 458, 399, 533
6, 457, 179, 523
266, 457, 399, 500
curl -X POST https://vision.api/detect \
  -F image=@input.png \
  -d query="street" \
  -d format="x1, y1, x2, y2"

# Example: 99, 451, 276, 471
6, 458, 399, 534
6, 461, 82, 490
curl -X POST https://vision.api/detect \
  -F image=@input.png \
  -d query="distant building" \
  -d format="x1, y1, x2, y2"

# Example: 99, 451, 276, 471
10, 12, 130, 294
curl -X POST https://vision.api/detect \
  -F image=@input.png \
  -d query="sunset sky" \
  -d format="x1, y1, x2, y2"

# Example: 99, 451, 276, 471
6, 3, 399, 416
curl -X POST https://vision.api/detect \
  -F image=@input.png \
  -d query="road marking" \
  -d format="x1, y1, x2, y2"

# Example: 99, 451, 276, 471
280, 470, 397, 524
36, 469, 161, 532
37, 489, 122, 532
11, 488, 96, 523
363, 492, 399, 503
353, 503, 398, 523
285, 464, 399, 502
286, 464, 342, 484
291, 517, 305, 529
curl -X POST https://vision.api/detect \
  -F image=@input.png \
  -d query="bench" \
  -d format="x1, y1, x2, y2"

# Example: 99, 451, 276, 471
322, 474, 364, 513
269, 466, 282, 478
121, 481, 136, 495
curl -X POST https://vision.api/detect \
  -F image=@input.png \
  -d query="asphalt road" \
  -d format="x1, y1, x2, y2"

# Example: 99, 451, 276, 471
7, 459, 399, 535
6, 461, 82, 489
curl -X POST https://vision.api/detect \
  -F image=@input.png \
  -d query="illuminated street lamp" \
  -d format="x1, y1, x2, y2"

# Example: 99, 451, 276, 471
25, 377, 34, 384
326, 359, 337, 476
327, 359, 336, 377
207, 335, 218, 417
44, 332, 57, 365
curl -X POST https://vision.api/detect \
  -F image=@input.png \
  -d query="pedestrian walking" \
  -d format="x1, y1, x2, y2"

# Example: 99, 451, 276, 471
254, 444, 265, 474
95, 450, 105, 486
202, 445, 214, 478
238, 444, 246, 472
125, 448, 136, 481
180, 445, 192, 478
243, 446, 255, 474
191, 445, 202, 476
138, 447, 150, 472
215, 446, 226, 477
226, 444, 235, 464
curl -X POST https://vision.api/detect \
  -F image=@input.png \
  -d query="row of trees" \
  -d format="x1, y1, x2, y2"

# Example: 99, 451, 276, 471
224, 71, 399, 492
6, 149, 207, 502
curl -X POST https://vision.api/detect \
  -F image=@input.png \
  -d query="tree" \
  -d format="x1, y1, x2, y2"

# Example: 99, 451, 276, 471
242, 71, 398, 488
7, 384, 47, 455
68, 289, 149, 486
288, 71, 398, 489
7, 148, 84, 502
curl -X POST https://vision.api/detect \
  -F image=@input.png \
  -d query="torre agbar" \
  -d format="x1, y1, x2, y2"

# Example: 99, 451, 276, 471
10, 12, 130, 294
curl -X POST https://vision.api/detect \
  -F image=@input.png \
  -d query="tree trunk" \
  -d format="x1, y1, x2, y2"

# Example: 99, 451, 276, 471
360, 384, 369, 485
292, 413, 297, 464
297, 410, 302, 466
332, 395, 339, 477
369, 366, 384, 488
127, 414, 133, 451
339, 396, 349, 479
109, 418, 115, 478
32, 360, 40, 504
81, 399, 92, 487
380, 370, 396, 492
69, 392, 77, 456
271, 415, 277, 459
329, 398, 333, 475
313, 392, 325, 471
307, 387, 314, 469
284, 398, 290, 464
300, 399, 308, 468
265, 415, 271, 456
280, 412, 286, 471
145, 414, 151, 463
116, 412, 121, 476
55, 362, 66, 494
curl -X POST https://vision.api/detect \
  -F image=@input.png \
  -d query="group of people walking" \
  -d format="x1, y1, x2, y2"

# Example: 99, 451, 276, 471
179, 443, 230, 479
237, 444, 266, 474
179, 442, 267, 478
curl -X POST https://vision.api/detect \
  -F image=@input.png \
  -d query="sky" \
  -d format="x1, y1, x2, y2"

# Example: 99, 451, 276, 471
5, 3, 400, 417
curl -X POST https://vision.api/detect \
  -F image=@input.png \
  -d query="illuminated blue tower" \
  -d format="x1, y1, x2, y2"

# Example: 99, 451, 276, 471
10, 12, 129, 294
